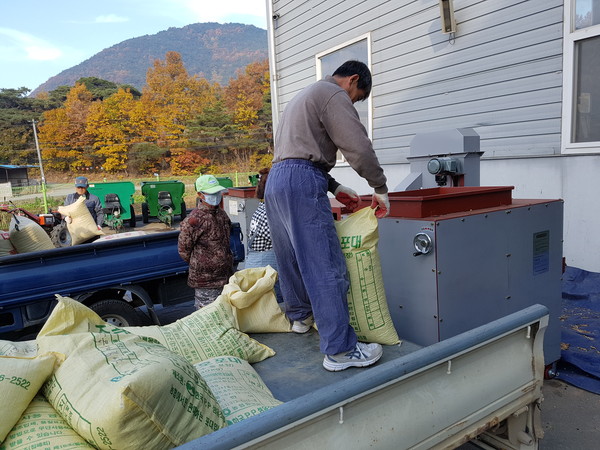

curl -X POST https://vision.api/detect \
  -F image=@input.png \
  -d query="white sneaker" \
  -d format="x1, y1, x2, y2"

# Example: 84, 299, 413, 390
323, 342, 383, 372
292, 315, 314, 334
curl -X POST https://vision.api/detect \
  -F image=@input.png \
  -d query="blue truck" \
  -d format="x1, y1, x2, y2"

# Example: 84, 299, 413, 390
0, 230, 192, 340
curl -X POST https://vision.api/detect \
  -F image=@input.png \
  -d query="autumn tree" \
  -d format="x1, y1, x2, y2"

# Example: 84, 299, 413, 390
127, 143, 169, 175
214, 59, 273, 172
86, 88, 151, 173
185, 97, 239, 169
38, 83, 95, 171
141, 51, 218, 174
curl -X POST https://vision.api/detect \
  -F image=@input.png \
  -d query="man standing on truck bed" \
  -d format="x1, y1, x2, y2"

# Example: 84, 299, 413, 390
265, 60, 390, 372
64, 176, 104, 229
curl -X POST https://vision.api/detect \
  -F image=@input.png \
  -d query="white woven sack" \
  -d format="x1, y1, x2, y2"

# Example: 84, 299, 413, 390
8, 215, 55, 253
0, 230, 17, 256
58, 196, 103, 245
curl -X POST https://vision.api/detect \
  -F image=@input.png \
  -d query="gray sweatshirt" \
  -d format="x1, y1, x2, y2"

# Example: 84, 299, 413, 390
274, 76, 388, 194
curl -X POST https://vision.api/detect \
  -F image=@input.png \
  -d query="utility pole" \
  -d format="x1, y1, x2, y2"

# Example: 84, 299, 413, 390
32, 120, 49, 213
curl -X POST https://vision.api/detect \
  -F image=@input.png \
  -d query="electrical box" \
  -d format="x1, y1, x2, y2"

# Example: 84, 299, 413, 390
378, 197, 563, 364
223, 188, 260, 249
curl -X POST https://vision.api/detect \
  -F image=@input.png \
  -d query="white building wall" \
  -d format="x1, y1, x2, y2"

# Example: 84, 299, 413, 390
268, 0, 600, 272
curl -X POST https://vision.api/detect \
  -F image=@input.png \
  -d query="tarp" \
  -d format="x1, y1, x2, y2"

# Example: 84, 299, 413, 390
557, 266, 600, 394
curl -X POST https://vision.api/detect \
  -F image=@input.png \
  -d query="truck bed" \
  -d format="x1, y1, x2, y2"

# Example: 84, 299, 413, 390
180, 304, 548, 449
251, 331, 420, 402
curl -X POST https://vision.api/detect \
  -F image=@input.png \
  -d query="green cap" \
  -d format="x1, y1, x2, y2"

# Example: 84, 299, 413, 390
195, 175, 227, 194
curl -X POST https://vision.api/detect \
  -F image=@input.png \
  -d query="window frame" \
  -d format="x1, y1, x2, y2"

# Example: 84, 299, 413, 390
315, 34, 373, 164
561, 0, 600, 154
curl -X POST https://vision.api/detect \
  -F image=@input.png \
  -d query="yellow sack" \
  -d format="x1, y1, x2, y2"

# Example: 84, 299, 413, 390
335, 207, 401, 346
121, 296, 276, 364
38, 295, 275, 366
8, 216, 54, 253
39, 295, 105, 336
220, 266, 291, 333
2, 394, 94, 450
40, 331, 227, 449
194, 356, 282, 426
0, 343, 60, 442
36, 295, 106, 356
58, 196, 103, 245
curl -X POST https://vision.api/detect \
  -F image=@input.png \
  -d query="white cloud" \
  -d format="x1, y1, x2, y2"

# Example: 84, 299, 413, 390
95, 14, 129, 24
0, 28, 62, 61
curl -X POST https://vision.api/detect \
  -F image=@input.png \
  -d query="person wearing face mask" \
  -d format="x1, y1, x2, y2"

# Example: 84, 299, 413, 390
178, 174, 234, 310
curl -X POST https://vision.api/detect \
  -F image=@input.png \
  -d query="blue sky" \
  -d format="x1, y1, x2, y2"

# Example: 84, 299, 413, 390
0, 0, 268, 92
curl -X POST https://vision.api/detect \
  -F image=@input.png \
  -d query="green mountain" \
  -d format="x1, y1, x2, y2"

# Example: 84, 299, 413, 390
32, 22, 268, 95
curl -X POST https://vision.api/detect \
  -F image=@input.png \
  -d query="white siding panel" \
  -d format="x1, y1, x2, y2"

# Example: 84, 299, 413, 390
376, 74, 562, 121
375, 58, 561, 111
376, 27, 563, 89
377, 88, 562, 131
270, 0, 564, 162
376, 103, 562, 138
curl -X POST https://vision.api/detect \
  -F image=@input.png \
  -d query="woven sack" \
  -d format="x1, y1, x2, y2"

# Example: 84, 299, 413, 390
8, 215, 54, 253
220, 266, 291, 333
58, 196, 103, 245
0, 230, 17, 256
335, 207, 401, 345
194, 356, 282, 425
2, 395, 95, 449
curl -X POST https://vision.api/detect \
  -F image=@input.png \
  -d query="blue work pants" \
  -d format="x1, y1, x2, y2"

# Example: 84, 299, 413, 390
265, 159, 357, 355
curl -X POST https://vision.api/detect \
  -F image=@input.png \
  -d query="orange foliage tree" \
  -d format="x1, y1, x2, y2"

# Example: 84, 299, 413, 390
141, 51, 219, 174
86, 88, 150, 172
36, 53, 273, 177
38, 83, 95, 171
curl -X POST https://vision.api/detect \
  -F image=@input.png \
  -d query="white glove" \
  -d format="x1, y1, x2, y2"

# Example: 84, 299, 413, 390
370, 192, 390, 218
334, 185, 360, 212
64, 216, 72, 224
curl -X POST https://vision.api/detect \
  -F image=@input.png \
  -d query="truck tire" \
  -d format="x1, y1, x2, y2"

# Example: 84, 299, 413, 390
89, 299, 145, 327
180, 201, 187, 220
142, 202, 149, 223
129, 205, 136, 228
50, 221, 72, 247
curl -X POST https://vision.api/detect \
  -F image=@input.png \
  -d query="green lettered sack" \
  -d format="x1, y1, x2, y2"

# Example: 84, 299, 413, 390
194, 356, 282, 425
0, 342, 60, 442
335, 207, 401, 345
2, 395, 94, 449
36, 296, 228, 448
40, 331, 227, 449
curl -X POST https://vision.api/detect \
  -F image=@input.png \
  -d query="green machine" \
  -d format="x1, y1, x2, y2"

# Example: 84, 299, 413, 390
140, 180, 186, 227
248, 174, 259, 187
216, 176, 234, 188
88, 181, 136, 231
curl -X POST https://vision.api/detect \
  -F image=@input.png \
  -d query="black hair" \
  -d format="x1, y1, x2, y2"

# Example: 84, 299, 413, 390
332, 60, 372, 99
255, 167, 270, 200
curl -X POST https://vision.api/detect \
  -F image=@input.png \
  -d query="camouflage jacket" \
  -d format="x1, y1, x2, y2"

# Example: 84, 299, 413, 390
178, 204, 233, 288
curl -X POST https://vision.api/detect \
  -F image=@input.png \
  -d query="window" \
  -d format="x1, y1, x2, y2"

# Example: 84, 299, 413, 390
562, 1, 600, 152
316, 35, 372, 161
